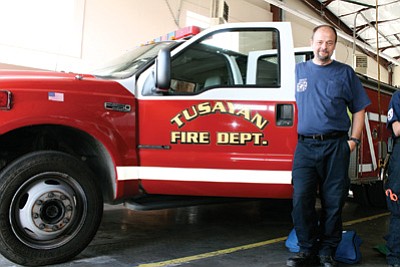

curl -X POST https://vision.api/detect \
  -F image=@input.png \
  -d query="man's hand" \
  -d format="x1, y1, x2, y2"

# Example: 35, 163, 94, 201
348, 140, 357, 152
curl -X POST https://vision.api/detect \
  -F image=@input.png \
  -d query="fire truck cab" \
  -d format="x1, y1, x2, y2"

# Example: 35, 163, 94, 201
130, 22, 297, 200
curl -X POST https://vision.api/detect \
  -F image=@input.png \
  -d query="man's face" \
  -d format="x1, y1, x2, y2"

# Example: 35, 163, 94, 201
311, 27, 336, 64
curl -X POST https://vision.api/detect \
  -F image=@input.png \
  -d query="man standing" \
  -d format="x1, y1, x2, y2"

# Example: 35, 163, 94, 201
385, 93, 400, 267
286, 25, 371, 267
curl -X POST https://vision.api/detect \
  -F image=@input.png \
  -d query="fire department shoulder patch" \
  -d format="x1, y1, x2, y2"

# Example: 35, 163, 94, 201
297, 78, 307, 92
388, 108, 393, 121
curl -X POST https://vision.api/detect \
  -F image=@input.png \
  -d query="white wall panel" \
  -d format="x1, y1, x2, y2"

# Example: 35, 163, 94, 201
0, 0, 397, 86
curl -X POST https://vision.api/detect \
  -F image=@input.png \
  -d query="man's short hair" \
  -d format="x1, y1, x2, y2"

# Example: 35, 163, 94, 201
312, 25, 337, 43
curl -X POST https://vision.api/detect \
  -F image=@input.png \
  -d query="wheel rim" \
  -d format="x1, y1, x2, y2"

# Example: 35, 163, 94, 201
10, 172, 87, 249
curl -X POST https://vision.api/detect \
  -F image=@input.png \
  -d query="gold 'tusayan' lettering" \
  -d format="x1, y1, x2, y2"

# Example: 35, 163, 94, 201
170, 101, 268, 129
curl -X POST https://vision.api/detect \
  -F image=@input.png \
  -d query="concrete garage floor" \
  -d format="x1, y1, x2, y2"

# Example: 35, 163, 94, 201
0, 199, 390, 267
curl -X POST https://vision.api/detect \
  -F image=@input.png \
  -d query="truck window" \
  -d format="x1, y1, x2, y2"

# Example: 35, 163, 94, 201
169, 28, 280, 94
92, 42, 176, 79
295, 50, 314, 63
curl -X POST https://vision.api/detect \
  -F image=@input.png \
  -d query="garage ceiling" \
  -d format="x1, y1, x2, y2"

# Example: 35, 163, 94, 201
302, 0, 400, 67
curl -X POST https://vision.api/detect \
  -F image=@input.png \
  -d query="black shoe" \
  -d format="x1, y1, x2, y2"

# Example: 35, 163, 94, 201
319, 255, 337, 267
286, 252, 319, 267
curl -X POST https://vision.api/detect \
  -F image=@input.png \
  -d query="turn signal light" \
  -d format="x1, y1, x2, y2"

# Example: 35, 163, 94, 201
0, 90, 12, 110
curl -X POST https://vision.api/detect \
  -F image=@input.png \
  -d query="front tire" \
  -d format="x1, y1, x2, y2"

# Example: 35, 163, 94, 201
0, 151, 103, 266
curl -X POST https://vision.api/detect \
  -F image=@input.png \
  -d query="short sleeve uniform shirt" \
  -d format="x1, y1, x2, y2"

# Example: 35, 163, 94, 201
295, 60, 371, 135
387, 91, 400, 135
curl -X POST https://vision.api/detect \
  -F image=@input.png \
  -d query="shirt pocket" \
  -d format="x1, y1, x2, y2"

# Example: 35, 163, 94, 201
326, 79, 345, 100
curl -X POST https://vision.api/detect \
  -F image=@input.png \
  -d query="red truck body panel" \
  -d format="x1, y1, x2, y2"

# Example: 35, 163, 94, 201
137, 99, 297, 198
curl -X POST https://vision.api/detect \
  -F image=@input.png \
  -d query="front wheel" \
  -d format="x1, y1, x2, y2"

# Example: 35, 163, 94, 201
0, 151, 103, 266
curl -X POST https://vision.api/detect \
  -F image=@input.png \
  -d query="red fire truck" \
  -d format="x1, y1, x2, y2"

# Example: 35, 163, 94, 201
0, 22, 396, 266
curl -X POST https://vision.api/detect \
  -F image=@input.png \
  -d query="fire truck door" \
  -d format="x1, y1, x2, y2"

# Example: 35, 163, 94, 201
136, 24, 297, 198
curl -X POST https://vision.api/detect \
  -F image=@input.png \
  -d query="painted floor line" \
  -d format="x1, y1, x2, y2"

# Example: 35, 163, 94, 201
136, 212, 390, 267
342, 211, 390, 226
136, 236, 287, 267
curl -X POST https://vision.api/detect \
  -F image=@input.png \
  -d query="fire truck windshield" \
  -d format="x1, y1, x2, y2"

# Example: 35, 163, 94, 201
91, 41, 176, 79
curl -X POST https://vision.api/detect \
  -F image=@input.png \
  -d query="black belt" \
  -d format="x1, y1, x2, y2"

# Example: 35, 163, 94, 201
298, 132, 347, 141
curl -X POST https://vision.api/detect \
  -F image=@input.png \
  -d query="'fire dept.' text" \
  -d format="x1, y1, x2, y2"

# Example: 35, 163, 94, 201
171, 131, 268, 146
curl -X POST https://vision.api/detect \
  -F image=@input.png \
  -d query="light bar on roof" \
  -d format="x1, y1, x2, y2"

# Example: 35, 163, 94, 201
149, 26, 202, 44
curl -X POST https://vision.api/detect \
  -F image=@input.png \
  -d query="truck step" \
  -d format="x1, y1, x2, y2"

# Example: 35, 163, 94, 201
124, 195, 247, 211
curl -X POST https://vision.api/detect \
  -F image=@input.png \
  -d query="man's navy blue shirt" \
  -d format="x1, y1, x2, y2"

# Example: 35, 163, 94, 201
387, 90, 400, 135
295, 60, 371, 135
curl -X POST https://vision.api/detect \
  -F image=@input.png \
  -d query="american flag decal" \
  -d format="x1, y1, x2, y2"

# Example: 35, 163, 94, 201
48, 92, 64, 102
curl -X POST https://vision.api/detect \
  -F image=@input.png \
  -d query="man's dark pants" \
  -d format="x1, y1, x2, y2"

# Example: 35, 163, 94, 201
385, 140, 400, 265
291, 135, 350, 257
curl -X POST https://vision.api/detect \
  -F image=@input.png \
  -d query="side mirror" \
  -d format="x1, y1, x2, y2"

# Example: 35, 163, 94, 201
155, 48, 171, 92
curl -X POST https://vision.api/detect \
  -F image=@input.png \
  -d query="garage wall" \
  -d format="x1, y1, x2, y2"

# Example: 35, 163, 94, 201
394, 68, 400, 87
80, 0, 273, 69
0, 0, 398, 87
0, 0, 85, 70
0, 0, 273, 72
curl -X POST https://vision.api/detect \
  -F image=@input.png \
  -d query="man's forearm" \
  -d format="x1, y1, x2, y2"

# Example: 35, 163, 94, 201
351, 109, 366, 139
392, 121, 400, 137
